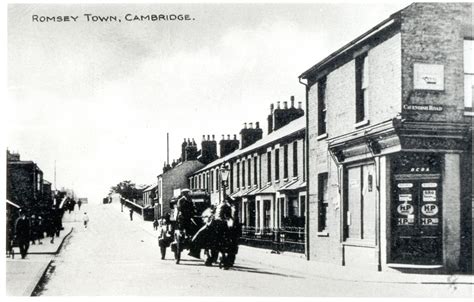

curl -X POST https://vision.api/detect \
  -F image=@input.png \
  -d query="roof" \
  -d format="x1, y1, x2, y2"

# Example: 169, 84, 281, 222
279, 179, 306, 191
143, 184, 157, 192
299, 10, 402, 80
254, 184, 276, 195
231, 186, 259, 198
194, 116, 305, 174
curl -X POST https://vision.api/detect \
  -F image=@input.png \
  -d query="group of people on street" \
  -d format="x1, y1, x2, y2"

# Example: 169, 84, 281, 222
154, 189, 241, 269
8, 208, 64, 259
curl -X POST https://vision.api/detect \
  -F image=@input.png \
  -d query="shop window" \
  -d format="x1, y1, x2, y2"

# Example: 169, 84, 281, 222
318, 173, 329, 232
318, 76, 327, 135
345, 164, 376, 241
267, 151, 272, 182
355, 54, 369, 123
464, 39, 474, 110
210, 170, 214, 192
293, 141, 298, 177
283, 144, 289, 179
275, 148, 280, 181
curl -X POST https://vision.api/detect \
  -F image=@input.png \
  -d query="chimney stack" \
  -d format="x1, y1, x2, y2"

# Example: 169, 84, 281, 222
273, 96, 305, 131
201, 134, 218, 164
219, 134, 240, 157
240, 122, 263, 149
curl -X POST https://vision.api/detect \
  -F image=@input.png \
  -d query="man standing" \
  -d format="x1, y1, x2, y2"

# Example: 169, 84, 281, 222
15, 210, 31, 259
129, 208, 133, 221
77, 199, 82, 210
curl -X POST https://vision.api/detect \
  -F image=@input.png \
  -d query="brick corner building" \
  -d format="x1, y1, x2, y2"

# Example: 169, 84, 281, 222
300, 3, 473, 273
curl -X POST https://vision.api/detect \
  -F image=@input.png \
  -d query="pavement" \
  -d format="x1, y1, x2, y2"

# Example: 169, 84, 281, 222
116, 201, 474, 286
5, 210, 79, 296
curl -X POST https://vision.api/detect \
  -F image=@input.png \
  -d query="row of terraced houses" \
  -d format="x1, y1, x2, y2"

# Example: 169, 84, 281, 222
134, 3, 473, 274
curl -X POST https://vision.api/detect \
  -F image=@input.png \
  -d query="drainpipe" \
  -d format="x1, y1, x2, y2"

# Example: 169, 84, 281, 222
298, 77, 310, 261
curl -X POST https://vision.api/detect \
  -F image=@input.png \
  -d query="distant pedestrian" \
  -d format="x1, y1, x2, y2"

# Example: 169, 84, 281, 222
129, 208, 133, 221
78, 199, 82, 210
14, 211, 31, 259
83, 212, 89, 228
37, 216, 44, 245
153, 219, 159, 230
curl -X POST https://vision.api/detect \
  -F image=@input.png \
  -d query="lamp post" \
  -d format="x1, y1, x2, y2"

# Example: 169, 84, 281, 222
220, 164, 230, 203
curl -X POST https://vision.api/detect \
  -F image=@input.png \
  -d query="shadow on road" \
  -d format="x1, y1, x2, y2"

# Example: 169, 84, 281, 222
231, 265, 304, 279
176, 261, 304, 279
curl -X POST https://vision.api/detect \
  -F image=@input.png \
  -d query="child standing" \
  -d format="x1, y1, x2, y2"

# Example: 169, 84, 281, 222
83, 212, 89, 228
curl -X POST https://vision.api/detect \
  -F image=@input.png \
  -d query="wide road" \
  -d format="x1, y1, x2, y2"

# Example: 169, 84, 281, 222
37, 203, 472, 297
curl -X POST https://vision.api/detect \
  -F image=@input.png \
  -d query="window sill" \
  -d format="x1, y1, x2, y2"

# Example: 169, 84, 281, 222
317, 231, 329, 237
317, 133, 328, 141
464, 111, 474, 117
354, 119, 370, 129
342, 239, 376, 248
283, 178, 289, 182
275, 180, 280, 184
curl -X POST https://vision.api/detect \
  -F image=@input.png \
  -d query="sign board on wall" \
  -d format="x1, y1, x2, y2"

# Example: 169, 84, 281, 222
413, 63, 444, 91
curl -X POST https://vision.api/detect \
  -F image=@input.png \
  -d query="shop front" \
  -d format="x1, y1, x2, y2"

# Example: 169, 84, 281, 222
328, 119, 470, 272
389, 153, 443, 267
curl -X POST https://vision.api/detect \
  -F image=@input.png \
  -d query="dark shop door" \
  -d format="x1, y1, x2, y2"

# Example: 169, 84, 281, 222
390, 175, 442, 265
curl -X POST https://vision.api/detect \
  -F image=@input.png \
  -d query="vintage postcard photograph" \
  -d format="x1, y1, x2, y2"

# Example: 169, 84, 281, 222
5, 1, 474, 297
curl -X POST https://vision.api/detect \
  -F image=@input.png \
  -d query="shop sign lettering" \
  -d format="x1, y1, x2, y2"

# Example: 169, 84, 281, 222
423, 190, 437, 202
397, 183, 413, 188
397, 217, 415, 225
398, 194, 412, 202
397, 203, 414, 215
421, 218, 439, 225
409, 167, 431, 172
421, 203, 438, 216
422, 182, 438, 188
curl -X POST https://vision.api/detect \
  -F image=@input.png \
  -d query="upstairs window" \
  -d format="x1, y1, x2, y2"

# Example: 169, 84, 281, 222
254, 157, 258, 185
318, 76, 327, 135
293, 141, 298, 177
283, 144, 288, 179
275, 148, 280, 181
464, 39, 474, 110
267, 151, 272, 182
356, 54, 369, 123
236, 163, 240, 189
242, 160, 246, 188
248, 158, 251, 187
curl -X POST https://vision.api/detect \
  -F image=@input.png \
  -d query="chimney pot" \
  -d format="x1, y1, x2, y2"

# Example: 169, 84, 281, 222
298, 101, 302, 109
256, 122, 260, 128
212, 135, 215, 140
227, 134, 230, 139
244, 122, 247, 129
277, 101, 280, 109
222, 134, 225, 140
207, 135, 210, 140
202, 135, 205, 140
284, 101, 288, 109
291, 96, 295, 108
234, 134, 237, 140
270, 103, 274, 112
249, 122, 253, 128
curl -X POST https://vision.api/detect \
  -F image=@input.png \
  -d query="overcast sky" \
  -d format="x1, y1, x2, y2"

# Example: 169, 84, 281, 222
7, 2, 409, 202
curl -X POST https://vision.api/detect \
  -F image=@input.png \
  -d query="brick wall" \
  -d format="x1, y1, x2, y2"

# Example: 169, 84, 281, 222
401, 3, 472, 122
